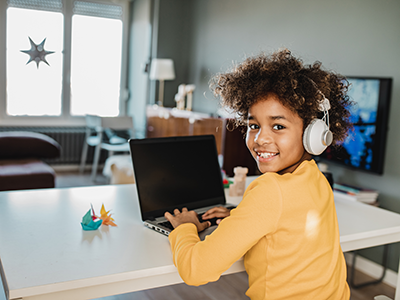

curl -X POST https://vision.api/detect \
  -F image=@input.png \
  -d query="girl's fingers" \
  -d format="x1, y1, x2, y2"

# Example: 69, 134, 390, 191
202, 207, 230, 219
198, 221, 211, 232
203, 206, 226, 217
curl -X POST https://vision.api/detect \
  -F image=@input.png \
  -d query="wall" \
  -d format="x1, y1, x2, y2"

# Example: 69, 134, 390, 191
153, 0, 194, 107
156, 0, 400, 271
126, 0, 153, 138
0, 1, 6, 120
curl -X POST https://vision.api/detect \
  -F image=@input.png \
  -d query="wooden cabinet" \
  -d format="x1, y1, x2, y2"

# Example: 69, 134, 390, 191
146, 106, 225, 154
146, 105, 258, 177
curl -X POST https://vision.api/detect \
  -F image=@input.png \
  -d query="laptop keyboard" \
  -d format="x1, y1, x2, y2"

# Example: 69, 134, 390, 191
159, 213, 223, 230
159, 220, 174, 230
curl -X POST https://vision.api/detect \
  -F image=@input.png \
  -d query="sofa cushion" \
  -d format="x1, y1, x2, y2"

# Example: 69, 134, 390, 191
0, 159, 56, 191
0, 131, 61, 159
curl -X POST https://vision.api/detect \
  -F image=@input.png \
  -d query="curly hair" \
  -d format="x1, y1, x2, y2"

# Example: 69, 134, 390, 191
209, 49, 353, 144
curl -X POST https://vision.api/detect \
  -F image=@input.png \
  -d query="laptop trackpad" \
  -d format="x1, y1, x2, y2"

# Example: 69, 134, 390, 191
199, 225, 218, 241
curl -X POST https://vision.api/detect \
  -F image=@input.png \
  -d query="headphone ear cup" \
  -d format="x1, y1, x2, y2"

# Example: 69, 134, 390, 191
303, 119, 333, 155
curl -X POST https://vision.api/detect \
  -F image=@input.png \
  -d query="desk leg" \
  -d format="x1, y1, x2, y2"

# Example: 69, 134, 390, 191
350, 245, 389, 288
396, 255, 400, 300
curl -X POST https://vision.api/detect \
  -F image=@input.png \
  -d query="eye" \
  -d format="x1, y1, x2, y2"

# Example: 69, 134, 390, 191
273, 124, 285, 130
248, 123, 259, 130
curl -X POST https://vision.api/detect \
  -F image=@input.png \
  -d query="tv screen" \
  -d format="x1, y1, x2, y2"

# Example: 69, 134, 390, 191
319, 77, 392, 175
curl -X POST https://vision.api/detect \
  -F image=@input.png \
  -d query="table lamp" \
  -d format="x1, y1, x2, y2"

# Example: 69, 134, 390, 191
150, 58, 176, 106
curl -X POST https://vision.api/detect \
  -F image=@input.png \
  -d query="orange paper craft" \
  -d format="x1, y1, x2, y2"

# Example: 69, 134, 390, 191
97, 204, 117, 226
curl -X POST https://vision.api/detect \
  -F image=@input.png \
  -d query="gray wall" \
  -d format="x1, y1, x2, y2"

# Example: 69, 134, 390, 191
152, 0, 400, 271
155, 0, 194, 107
127, 0, 152, 138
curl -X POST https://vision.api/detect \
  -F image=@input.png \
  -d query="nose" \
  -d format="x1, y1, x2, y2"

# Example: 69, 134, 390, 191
254, 129, 272, 145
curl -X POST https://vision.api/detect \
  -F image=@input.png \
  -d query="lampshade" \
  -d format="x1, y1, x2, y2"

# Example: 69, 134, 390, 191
149, 59, 175, 80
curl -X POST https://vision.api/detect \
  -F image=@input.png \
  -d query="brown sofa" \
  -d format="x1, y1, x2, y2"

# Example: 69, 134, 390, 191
0, 131, 61, 192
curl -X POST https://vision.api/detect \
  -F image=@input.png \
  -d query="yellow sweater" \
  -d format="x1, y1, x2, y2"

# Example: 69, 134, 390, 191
168, 160, 350, 300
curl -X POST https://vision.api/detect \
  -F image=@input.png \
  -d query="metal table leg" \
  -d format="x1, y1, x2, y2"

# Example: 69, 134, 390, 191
350, 244, 389, 289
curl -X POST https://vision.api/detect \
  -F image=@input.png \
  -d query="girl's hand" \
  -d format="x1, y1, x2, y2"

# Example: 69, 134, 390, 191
164, 208, 211, 232
202, 206, 231, 225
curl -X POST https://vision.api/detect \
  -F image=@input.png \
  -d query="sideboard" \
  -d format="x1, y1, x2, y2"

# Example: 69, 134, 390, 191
146, 105, 258, 177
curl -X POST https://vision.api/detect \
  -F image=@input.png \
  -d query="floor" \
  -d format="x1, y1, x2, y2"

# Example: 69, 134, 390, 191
0, 170, 395, 300
90, 266, 396, 300
55, 169, 110, 188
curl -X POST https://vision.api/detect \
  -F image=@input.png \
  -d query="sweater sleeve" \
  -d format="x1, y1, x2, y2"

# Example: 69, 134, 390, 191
168, 175, 283, 286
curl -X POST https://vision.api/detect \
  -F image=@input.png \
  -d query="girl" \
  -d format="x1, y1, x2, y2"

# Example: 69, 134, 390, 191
165, 49, 352, 299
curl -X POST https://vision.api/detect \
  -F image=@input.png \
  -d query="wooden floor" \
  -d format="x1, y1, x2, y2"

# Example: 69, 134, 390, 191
55, 169, 110, 188
348, 266, 395, 300
92, 266, 396, 300
53, 170, 395, 300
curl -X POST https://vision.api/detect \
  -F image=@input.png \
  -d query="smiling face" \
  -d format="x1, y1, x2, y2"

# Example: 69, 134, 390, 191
246, 93, 312, 175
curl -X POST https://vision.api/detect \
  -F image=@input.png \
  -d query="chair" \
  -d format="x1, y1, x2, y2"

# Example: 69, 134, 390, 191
79, 115, 135, 181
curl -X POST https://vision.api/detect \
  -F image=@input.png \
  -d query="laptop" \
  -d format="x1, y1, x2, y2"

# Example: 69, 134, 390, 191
129, 135, 234, 236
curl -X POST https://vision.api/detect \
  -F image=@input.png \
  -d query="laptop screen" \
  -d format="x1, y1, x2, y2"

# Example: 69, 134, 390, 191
129, 135, 226, 220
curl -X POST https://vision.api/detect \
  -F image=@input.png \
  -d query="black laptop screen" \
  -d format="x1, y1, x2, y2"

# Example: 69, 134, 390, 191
129, 135, 226, 220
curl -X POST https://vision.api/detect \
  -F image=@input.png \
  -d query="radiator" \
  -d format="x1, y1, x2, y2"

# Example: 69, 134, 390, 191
0, 126, 107, 165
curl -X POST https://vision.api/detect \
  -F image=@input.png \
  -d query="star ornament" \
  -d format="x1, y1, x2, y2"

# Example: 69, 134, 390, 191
20, 37, 55, 68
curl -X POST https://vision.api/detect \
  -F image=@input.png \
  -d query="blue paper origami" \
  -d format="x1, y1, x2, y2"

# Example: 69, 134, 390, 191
81, 209, 102, 231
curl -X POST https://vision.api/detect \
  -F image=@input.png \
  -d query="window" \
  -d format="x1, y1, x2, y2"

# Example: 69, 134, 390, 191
7, 4, 64, 116
70, 2, 123, 116
2, 0, 128, 123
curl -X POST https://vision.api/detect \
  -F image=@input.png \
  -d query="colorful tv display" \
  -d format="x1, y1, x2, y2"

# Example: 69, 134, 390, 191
319, 77, 392, 175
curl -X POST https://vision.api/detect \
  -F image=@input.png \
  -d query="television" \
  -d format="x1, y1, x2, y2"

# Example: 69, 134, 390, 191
318, 76, 392, 175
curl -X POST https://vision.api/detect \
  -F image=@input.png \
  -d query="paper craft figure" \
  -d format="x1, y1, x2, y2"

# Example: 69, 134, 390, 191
81, 203, 117, 230
81, 208, 102, 231
97, 204, 117, 227
91, 203, 97, 220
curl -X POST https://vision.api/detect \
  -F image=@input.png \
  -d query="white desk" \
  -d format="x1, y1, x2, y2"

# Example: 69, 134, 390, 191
1, 183, 400, 300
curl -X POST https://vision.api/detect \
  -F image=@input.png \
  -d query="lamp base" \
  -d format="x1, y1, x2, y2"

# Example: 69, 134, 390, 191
158, 79, 165, 106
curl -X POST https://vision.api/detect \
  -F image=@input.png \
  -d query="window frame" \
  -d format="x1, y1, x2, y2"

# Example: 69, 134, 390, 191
0, 0, 130, 126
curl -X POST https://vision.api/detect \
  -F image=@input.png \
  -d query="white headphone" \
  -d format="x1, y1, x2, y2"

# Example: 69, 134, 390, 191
303, 94, 333, 155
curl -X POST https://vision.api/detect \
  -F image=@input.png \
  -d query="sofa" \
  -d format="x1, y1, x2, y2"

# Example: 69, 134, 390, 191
0, 131, 61, 192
